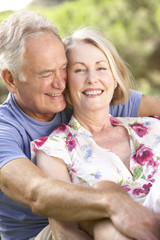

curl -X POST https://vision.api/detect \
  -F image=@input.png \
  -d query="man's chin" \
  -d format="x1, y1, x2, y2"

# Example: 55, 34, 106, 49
54, 102, 66, 112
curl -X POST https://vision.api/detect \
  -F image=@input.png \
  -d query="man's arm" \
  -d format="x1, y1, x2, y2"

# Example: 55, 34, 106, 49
93, 181, 160, 240
0, 157, 107, 221
138, 95, 160, 116
110, 90, 160, 117
0, 156, 160, 240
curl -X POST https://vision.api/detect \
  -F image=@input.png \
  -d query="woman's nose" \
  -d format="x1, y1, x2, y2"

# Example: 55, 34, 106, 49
86, 70, 97, 84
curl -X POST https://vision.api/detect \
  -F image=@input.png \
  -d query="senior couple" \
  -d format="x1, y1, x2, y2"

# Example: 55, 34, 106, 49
0, 10, 160, 240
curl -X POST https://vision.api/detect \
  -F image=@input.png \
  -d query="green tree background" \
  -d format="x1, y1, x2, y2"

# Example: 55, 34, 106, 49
0, 0, 160, 103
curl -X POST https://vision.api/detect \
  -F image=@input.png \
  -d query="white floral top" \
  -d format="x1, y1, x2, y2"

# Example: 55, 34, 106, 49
31, 115, 160, 203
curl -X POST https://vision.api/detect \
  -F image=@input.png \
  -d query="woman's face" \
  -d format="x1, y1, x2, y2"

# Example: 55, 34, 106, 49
67, 41, 117, 114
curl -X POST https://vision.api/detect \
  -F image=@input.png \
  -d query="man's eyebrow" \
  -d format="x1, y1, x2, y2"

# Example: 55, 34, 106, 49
37, 63, 67, 75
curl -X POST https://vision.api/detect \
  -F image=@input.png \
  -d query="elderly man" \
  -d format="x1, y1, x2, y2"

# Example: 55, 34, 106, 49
0, 11, 160, 240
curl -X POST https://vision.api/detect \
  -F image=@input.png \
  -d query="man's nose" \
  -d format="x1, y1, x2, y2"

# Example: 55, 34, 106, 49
51, 71, 66, 90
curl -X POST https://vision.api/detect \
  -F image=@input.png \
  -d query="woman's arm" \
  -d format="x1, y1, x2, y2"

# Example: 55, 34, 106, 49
93, 219, 132, 240
36, 150, 71, 182
36, 150, 92, 240
37, 151, 132, 240
138, 95, 160, 116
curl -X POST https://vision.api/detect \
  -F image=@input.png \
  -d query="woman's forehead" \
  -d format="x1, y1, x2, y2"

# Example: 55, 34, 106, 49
69, 40, 109, 63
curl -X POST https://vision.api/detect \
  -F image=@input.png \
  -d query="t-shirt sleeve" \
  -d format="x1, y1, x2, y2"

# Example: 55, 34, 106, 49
110, 89, 142, 117
0, 122, 28, 168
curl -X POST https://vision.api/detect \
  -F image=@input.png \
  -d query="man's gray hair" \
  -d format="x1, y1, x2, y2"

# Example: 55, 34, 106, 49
0, 11, 61, 81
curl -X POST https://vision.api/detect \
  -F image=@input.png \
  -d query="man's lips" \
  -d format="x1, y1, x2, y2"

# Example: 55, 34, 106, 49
46, 93, 63, 97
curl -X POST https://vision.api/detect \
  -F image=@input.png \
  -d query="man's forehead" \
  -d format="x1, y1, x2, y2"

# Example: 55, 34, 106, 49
25, 32, 63, 49
24, 35, 65, 59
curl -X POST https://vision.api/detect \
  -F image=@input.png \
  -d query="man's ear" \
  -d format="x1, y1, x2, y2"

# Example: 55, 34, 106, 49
1, 69, 17, 93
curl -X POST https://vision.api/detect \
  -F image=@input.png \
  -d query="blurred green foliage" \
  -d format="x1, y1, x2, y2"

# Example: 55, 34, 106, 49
0, 10, 14, 22
0, 0, 160, 103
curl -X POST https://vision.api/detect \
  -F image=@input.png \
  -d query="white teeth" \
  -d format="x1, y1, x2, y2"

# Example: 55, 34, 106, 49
47, 93, 61, 97
84, 90, 102, 95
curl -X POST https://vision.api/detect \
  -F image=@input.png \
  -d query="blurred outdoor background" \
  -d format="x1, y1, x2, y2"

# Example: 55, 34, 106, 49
0, 0, 160, 104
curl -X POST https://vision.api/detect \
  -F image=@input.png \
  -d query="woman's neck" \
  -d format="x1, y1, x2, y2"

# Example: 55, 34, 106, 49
73, 107, 112, 134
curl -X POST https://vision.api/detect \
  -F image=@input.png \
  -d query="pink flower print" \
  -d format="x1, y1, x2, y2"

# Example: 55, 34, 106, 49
33, 136, 48, 152
132, 188, 144, 195
55, 123, 68, 133
142, 182, 152, 194
129, 122, 148, 137
147, 174, 156, 183
133, 144, 154, 166
122, 184, 131, 192
147, 174, 152, 180
150, 115, 160, 120
65, 132, 76, 152
150, 178, 155, 183
147, 159, 159, 168
110, 116, 120, 125
132, 166, 136, 171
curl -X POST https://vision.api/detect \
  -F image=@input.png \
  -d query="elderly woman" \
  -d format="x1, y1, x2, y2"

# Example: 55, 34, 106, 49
32, 28, 160, 240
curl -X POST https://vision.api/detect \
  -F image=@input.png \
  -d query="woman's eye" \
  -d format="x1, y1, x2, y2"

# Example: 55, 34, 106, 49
75, 69, 86, 73
98, 67, 107, 71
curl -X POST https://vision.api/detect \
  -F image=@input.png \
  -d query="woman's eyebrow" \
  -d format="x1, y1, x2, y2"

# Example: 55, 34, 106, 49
70, 62, 86, 66
96, 60, 109, 64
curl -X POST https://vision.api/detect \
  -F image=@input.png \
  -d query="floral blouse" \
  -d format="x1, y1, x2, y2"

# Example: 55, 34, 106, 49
31, 115, 160, 203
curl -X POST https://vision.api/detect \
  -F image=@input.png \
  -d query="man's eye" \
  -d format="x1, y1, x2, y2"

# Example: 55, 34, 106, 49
41, 74, 50, 78
61, 68, 67, 74
38, 72, 53, 79
62, 66, 67, 71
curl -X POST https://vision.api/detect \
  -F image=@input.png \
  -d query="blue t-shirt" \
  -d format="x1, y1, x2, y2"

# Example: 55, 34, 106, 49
110, 89, 142, 117
0, 90, 142, 240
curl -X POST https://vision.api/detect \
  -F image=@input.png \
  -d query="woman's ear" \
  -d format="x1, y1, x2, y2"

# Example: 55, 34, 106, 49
114, 81, 118, 89
1, 69, 17, 93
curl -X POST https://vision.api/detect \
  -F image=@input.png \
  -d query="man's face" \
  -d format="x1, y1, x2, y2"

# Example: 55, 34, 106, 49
14, 33, 67, 122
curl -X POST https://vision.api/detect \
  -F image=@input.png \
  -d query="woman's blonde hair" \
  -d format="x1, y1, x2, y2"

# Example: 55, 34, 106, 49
63, 27, 134, 106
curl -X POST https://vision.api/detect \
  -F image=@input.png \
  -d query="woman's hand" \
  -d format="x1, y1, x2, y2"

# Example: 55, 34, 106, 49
93, 219, 133, 240
49, 219, 92, 240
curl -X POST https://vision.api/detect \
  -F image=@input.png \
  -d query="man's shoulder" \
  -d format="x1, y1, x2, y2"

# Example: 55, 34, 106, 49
0, 93, 20, 124
110, 90, 142, 117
